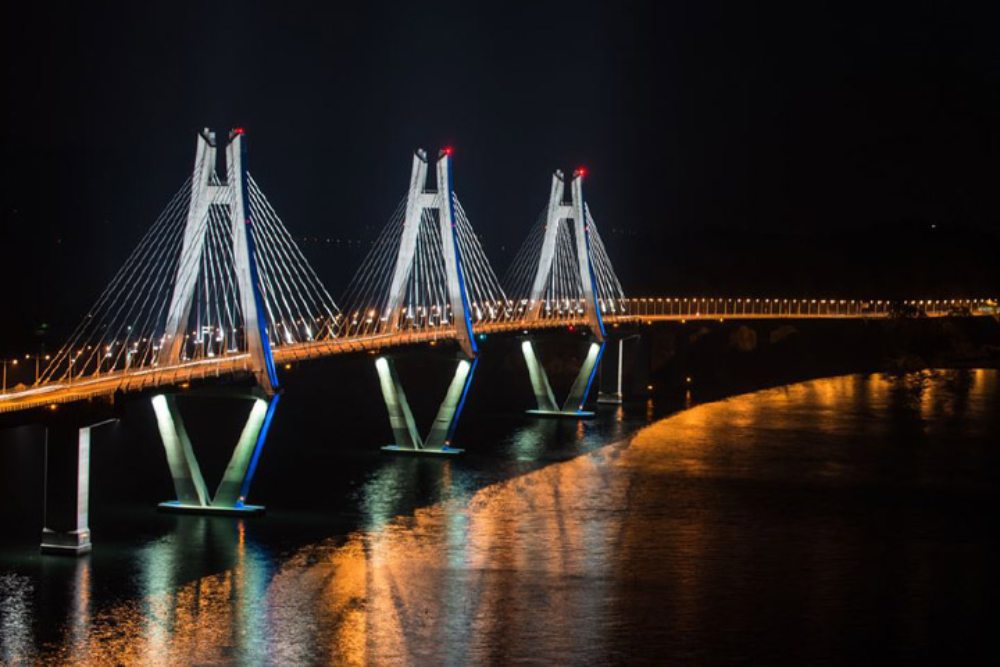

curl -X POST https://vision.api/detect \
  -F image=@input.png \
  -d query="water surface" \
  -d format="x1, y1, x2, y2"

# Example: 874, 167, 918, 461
1, 370, 997, 664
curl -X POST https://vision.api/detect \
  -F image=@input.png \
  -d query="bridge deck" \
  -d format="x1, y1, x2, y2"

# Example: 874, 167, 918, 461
2, 299, 996, 415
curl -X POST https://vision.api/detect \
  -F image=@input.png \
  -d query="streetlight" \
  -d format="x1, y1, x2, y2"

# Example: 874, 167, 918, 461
2, 358, 19, 393
24, 353, 43, 385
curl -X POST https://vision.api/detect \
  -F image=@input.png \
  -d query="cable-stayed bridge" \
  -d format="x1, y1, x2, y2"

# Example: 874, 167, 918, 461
0, 129, 995, 554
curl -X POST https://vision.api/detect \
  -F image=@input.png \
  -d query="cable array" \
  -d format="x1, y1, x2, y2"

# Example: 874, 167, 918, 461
453, 196, 510, 323
39, 169, 340, 384
39, 179, 195, 384
35, 157, 619, 390
339, 192, 510, 338
503, 205, 627, 319
586, 205, 627, 315
248, 175, 341, 346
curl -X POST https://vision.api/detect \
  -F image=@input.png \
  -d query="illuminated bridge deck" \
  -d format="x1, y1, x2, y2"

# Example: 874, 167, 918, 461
1, 297, 995, 416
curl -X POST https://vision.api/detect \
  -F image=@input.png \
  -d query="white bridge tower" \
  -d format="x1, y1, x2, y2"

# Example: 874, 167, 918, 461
374, 148, 481, 454
153, 128, 280, 514
158, 128, 278, 393
513, 168, 623, 417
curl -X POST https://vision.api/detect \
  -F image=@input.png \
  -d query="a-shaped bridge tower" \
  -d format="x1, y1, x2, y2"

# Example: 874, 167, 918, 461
152, 128, 280, 515
505, 168, 626, 417
340, 148, 506, 454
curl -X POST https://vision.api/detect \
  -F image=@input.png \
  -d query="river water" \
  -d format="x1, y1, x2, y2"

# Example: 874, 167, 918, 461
1, 369, 997, 664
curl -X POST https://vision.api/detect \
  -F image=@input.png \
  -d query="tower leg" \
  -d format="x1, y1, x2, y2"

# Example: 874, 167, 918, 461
153, 392, 273, 516
562, 342, 605, 413
521, 340, 559, 412
151, 394, 209, 507
375, 356, 423, 449
213, 395, 279, 509
41, 425, 92, 555
424, 357, 477, 450
377, 355, 475, 455
523, 339, 604, 418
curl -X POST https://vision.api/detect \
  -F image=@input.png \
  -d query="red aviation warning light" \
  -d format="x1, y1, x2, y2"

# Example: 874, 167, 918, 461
442, 146, 454, 156
574, 166, 587, 178
232, 127, 246, 135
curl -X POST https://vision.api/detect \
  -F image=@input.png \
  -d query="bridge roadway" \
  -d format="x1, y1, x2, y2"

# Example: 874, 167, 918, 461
1, 297, 995, 416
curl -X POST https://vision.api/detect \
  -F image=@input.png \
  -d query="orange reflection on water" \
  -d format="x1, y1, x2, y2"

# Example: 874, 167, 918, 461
39, 441, 639, 664
27, 370, 996, 664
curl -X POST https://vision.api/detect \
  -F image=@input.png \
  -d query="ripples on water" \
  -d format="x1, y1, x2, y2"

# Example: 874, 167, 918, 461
1, 370, 997, 664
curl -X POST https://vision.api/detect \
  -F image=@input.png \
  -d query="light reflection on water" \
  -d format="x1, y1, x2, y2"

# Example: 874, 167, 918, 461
1, 370, 997, 664
0, 573, 34, 664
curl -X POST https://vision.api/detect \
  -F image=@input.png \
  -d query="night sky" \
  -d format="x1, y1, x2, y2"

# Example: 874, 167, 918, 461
2, 1, 998, 352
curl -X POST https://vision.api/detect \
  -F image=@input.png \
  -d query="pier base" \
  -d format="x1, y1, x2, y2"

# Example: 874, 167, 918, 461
381, 444, 464, 456
157, 500, 265, 516
597, 392, 623, 405
526, 409, 596, 418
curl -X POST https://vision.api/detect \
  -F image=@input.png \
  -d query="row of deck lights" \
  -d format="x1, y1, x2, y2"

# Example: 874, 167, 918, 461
7, 297, 995, 391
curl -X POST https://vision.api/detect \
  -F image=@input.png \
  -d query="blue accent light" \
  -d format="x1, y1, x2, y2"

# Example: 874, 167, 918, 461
582, 215, 607, 338
446, 356, 480, 443
239, 394, 280, 500
579, 342, 606, 408
443, 154, 478, 356
237, 135, 280, 390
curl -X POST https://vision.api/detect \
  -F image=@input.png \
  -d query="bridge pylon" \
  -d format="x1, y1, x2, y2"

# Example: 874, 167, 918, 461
20, 125, 340, 551
383, 148, 478, 359
527, 169, 606, 341
506, 168, 624, 417
342, 148, 500, 454
158, 128, 278, 394
153, 128, 280, 513
379, 149, 476, 454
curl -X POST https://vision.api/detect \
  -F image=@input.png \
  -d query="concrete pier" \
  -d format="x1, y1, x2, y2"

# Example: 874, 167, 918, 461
41, 424, 93, 556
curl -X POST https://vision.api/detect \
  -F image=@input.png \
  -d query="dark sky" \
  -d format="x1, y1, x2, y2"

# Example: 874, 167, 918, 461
2, 1, 998, 349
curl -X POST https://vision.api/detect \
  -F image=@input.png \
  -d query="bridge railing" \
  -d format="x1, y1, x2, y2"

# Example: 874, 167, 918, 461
618, 297, 997, 320
502, 298, 630, 321
3, 296, 997, 411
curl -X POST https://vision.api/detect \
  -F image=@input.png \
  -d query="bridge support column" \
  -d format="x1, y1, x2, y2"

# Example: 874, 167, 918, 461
522, 339, 605, 418
40, 423, 105, 555
41, 425, 91, 555
376, 354, 477, 455
152, 394, 209, 507
597, 338, 625, 405
152, 391, 278, 515
597, 334, 641, 405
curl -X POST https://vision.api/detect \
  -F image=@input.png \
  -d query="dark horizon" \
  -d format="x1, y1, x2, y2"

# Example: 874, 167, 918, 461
3, 1, 999, 352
